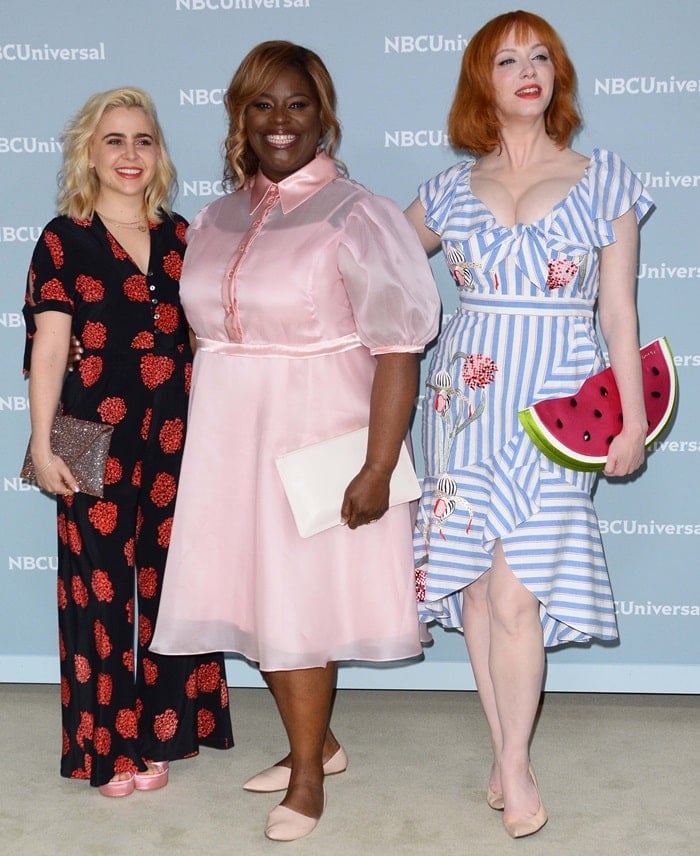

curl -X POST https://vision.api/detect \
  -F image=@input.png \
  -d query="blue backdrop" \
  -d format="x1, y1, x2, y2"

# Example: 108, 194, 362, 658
1, 0, 698, 692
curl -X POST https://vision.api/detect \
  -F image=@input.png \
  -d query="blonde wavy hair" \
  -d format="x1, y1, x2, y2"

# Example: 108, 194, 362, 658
57, 87, 176, 222
223, 41, 345, 190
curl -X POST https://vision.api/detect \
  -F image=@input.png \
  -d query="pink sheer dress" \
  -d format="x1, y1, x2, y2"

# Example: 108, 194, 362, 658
151, 153, 440, 671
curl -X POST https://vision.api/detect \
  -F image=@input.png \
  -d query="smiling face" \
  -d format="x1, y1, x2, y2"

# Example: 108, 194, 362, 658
89, 106, 160, 207
491, 28, 555, 123
244, 66, 322, 183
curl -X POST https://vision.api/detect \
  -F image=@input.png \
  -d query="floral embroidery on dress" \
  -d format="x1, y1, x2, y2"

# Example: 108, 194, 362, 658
546, 256, 584, 290
446, 245, 480, 291
418, 352, 499, 546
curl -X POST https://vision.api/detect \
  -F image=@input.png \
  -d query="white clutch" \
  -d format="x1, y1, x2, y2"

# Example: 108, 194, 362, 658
275, 426, 421, 538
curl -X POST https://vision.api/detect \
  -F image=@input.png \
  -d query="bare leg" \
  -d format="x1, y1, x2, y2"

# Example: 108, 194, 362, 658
462, 570, 503, 798
262, 663, 337, 819
463, 540, 545, 822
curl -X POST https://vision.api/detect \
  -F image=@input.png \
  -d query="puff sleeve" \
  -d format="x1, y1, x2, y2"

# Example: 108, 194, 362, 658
337, 193, 441, 355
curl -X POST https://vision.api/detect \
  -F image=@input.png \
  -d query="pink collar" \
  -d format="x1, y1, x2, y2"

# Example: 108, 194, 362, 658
248, 151, 340, 215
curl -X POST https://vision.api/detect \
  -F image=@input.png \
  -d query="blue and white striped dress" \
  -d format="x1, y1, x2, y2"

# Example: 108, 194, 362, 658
414, 148, 653, 646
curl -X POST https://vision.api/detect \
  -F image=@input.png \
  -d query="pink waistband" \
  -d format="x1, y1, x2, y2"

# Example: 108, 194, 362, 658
196, 333, 364, 359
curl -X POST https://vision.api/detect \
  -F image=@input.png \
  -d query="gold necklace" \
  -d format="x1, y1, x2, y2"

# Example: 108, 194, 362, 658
96, 211, 149, 232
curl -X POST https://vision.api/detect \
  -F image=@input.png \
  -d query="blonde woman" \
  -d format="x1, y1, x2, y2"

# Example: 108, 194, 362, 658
24, 87, 232, 797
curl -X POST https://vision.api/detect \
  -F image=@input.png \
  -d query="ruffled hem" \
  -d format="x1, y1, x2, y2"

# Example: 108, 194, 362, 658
414, 433, 618, 646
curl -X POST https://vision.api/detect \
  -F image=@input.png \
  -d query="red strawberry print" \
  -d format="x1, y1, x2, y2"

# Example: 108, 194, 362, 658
137, 566, 158, 598
154, 302, 179, 333
131, 331, 155, 349
75, 274, 105, 302
153, 709, 178, 741
140, 355, 175, 390
44, 231, 64, 268
97, 396, 127, 424
159, 418, 184, 454
88, 501, 118, 535
162, 250, 183, 281
78, 355, 103, 387
71, 575, 89, 607
40, 278, 72, 305
123, 274, 150, 302
81, 321, 107, 349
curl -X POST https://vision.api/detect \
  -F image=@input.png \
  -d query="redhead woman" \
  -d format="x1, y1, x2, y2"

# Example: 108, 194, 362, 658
408, 11, 652, 839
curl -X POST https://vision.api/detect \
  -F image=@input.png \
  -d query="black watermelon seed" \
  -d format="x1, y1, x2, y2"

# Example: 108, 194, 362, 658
583, 431, 591, 442
606, 436, 614, 445
570, 398, 578, 407
593, 409, 602, 418
600, 386, 609, 396
651, 390, 661, 398
652, 366, 660, 376
556, 419, 563, 429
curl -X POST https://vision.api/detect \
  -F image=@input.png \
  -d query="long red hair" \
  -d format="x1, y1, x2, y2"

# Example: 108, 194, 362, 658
448, 10, 581, 155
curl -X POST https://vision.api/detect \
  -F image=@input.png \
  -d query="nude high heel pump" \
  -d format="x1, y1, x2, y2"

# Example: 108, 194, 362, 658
502, 765, 548, 839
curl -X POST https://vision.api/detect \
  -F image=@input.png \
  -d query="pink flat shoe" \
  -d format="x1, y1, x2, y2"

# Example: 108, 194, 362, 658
244, 746, 347, 793
134, 761, 169, 791
264, 788, 326, 842
487, 784, 505, 811
98, 773, 135, 798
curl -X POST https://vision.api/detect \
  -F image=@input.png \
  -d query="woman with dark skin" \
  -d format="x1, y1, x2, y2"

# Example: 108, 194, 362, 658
150, 42, 440, 841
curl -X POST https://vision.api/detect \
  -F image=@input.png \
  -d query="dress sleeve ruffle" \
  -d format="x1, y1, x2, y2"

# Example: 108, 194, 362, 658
418, 161, 474, 235
22, 218, 76, 374
589, 148, 654, 247
337, 194, 441, 355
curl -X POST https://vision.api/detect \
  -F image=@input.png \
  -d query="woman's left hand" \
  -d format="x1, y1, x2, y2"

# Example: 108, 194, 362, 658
603, 428, 646, 477
340, 464, 391, 529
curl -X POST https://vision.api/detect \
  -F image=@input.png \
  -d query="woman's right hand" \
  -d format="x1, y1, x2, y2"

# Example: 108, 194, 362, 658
31, 448, 80, 496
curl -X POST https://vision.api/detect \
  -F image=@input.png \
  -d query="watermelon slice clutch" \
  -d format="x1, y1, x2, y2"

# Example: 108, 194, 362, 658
518, 338, 678, 472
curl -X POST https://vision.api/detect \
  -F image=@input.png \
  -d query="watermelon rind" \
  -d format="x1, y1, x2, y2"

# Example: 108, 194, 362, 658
518, 337, 678, 472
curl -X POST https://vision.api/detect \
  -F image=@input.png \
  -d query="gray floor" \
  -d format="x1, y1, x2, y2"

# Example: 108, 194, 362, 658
1, 684, 697, 855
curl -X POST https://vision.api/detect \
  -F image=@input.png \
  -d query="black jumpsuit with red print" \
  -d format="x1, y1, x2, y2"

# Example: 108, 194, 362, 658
23, 213, 233, 787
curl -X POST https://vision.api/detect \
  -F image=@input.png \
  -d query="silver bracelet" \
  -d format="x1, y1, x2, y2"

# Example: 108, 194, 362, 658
36, 456, 55, 475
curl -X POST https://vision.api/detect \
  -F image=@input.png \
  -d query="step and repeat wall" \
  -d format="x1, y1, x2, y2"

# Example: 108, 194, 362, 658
1, 0, 698, 692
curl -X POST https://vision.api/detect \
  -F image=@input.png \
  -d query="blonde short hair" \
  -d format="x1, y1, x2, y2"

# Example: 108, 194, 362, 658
57, 87, 176, 222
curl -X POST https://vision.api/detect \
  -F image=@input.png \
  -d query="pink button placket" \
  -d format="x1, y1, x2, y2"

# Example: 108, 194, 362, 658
222, 183, 280, 342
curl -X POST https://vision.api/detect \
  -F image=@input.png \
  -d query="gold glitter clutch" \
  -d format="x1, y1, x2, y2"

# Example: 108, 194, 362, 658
20, 415, 114, 498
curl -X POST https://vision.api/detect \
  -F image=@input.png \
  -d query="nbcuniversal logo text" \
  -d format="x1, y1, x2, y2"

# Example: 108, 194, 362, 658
8, 556, 57, 571
614, 600, 700, 617
0, 227, 42, 243
0, 314, 25, 329
0, 396, 29, 410
179, 89, 225, 106
384, 130, 449, 148
4, 478, 39, 493
594, 76, 700, 95
384, 35, 469, 54
0, 138, 62, 154
0, 42, 105, 62
182, 180, 226, 197
599, 519, 700, 535
175, 0, 310, 9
